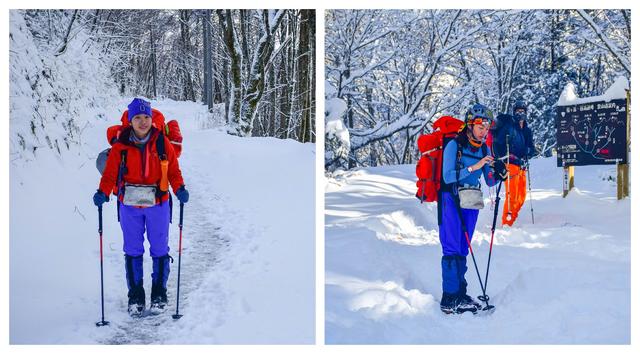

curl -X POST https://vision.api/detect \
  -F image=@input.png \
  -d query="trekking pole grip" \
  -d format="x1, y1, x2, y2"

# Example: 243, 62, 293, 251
179, 202, 184, 228
98, 205, 103, 234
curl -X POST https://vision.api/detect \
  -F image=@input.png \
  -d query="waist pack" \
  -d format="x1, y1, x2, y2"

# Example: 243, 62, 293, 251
122, 184, 157, 207
458, 186, 484, 210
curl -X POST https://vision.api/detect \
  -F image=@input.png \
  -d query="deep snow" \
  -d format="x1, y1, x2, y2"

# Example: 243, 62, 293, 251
10, 99, 316, 344
325, 157, 630, 344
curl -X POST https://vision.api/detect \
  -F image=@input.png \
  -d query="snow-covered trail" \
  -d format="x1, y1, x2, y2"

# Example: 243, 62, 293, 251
10, 99, 315, 344
325, 158, 629, 344
97, 160, 230, 344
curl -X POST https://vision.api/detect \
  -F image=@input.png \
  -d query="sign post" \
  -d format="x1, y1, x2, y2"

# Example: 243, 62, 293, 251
617, 89, 631, 200
563, 164, 574, 198
617, 162, 628, 200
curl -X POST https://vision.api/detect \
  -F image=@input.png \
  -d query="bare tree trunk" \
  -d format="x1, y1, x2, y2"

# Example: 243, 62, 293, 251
201, 14, 208, 104
239, 10, 251, 76
286, 12, 299, 139
217, 10, 285, 136
215, 13, 230, 120
268, 50, 277, 137
278, 53, 290, 138
211, 18, 224, 105
202, 10, 214, 108
177, 10, 195, 101
278, 15, 291, 138
217, 9, 242, 130
55, 10, 78, 56
309, 10, 316, 143
237, 10, 284, 136
298, 10, 312, 143
150, 25, 158, 98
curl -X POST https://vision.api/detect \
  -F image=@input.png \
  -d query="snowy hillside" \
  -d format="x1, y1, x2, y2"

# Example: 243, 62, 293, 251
325, 158, 629, 344
10, 99, 315, 344
10, 11, 120, 162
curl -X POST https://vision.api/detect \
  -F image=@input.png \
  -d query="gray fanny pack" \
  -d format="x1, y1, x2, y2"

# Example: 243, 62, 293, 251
458, 186, 484, 209
122, 184, 157, 207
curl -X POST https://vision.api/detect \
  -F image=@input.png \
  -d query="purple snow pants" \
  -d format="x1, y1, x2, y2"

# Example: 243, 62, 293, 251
439, 192, 479, 294
119, 201, 171, 258
439, 192, 479, 257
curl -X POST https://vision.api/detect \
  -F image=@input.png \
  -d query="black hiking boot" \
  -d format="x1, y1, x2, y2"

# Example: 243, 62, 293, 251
458, 281, 482, 311
149, 283, 168, 314
440, 292, 477, 314
458, 293, 482, 311
127, 285, 146, 317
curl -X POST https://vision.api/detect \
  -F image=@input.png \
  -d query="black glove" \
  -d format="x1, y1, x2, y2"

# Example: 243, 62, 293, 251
493, 160, 508, 181
93, 190, 108, 206
509, 154, 523, 166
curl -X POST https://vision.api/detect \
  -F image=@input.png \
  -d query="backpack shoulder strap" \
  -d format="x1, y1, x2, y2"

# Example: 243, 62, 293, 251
155, 131, 170, 194
116, 149, 128, 194
455, 139, 462, 188
156, 131, 167, 161
118, 149, 127, 175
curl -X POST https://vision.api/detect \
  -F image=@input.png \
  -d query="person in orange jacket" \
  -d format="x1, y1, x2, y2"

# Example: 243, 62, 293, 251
93, 98, 189, 317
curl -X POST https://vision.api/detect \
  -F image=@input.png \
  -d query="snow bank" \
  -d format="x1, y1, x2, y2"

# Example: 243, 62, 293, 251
557, 76, 629, 106
325, 158, 629, 344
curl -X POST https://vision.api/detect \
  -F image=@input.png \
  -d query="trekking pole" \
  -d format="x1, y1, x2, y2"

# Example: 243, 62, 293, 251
454, 199, 494, 311
505, 135, 511, 221
96, 206, 110, 327
172, 202, 185, 320
478, 180, 503, 306
525, 156, 535, 224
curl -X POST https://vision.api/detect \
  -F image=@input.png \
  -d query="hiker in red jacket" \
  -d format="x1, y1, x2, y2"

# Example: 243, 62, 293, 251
93, 98, 189, 317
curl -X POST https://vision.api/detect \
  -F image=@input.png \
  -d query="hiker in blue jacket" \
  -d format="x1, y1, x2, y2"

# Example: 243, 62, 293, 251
438, 103, 508, 314
491, 99, 537, 226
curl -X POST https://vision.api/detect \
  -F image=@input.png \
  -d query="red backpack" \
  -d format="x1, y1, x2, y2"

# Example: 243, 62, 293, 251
106, 108, 183, 158
415, 116, 465, 203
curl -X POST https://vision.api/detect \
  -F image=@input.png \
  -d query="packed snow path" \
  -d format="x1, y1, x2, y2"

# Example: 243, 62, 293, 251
325, 158, 629, 344
98, 171, 229, 345
10, 99, 315, 344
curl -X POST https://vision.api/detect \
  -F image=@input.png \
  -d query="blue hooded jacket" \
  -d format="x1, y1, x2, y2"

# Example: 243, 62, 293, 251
442, 136, 498, 189
492, 114, 535, 166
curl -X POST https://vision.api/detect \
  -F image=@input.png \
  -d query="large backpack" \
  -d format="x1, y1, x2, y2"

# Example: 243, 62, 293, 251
105, 108, 183, 158
96, 108, 183, 176
415, 116, 465, 203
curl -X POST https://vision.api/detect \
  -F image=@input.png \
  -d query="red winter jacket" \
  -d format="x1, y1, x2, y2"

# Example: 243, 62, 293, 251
99, 126, 184, 204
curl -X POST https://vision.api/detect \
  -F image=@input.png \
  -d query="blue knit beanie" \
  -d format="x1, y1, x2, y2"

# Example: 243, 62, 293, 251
127, 98, 152, 121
